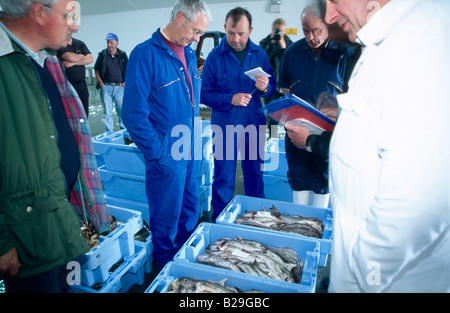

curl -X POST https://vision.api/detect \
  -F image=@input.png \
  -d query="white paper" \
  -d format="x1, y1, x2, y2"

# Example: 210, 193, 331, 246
244, 67, 271, 81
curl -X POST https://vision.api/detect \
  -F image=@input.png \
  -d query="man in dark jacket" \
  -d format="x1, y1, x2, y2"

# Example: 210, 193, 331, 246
259, 18, 293, 138
94, 33, 128, 133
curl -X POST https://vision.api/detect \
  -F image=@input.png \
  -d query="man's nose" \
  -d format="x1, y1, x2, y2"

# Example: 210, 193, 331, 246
70, 23, 79, 32
324, 2, 339, 24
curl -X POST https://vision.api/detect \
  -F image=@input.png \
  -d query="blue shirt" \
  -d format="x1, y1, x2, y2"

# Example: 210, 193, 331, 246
278, 39, 355, 106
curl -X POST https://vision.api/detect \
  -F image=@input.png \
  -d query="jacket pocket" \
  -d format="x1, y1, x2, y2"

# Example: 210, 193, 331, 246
6, 195, 78, 271
157, 78, 181, 90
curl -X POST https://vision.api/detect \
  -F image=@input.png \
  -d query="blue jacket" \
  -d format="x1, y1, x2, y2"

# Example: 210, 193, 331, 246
201, 38, 276, 127
122, 29, 200, 161
279, 39, 355, 106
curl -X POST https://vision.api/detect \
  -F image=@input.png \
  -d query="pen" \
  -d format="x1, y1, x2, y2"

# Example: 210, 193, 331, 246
250, 88, 257, 95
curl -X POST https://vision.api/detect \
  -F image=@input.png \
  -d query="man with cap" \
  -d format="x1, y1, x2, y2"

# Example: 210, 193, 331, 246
94, 33, 128, 133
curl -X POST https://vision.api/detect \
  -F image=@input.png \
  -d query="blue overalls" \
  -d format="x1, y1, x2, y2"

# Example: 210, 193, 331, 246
201, 39, 276, 220
278, 39, 355, 194
122, 29, 201, 269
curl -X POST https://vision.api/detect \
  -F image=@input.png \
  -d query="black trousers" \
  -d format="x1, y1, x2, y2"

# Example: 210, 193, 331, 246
71, 80, 90, 117
285, 136, 329, 194
3, 265, 70, 293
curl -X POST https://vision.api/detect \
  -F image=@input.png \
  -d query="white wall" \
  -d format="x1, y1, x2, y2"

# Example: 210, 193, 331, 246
76, 0, 314, 64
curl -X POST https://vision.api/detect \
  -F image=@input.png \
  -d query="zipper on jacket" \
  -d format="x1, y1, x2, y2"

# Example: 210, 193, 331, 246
328, 81, 343, 93
290, 80, 301, 89
157, 78, 181, 89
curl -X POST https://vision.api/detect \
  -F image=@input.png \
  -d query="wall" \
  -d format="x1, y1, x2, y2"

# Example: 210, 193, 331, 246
76, 0, 314, 65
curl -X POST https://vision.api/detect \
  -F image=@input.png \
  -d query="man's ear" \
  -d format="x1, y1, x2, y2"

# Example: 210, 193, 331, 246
30, 2, 47, 26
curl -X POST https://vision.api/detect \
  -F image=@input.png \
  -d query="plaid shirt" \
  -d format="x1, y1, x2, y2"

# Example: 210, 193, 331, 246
45, 55, 110, 233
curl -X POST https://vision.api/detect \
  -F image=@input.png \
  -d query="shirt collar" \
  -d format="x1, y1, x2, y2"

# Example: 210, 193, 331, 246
0, 20, 49, 67
356, 0, 418, 47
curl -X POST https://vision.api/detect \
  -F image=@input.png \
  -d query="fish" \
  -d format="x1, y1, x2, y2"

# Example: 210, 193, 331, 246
168, 277, 264, 293
196, 237, 304, 284
234, 205, 324, 239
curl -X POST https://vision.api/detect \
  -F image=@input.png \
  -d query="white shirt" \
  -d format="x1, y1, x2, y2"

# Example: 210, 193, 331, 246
328, 0, 450, 292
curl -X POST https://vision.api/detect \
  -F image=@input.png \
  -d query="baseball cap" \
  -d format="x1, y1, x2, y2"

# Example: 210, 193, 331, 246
105, 33, 119, 41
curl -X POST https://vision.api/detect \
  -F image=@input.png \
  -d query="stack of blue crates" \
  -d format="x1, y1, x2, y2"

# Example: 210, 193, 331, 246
263, 138, 293, 202
69, 205, 153, 293
93, 119, 214, 222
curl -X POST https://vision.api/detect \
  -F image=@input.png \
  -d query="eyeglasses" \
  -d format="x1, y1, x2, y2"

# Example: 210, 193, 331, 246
42, 4, 79, 26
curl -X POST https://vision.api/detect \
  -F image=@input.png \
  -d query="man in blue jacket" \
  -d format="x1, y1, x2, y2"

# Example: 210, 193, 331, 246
122, 0, 211, 270
201, 7, 276, 220
278, 3, 355, 208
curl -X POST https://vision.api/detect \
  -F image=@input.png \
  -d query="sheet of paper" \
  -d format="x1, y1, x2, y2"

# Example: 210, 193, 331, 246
244, 67, 271, 81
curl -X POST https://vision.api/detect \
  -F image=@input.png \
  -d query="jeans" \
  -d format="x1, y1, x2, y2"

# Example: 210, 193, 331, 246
100, 84, 125, 133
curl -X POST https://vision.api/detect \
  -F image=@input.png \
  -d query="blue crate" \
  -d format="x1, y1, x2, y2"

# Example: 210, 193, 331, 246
216, 195, 332, 266
78, 205, 144, 288
70, 241, 149, 293
93, 121, 213, 176
174, 223, 319, 292
98, 165, 148, 203
263, 174, 293, 203
263, 138, 288, 177
105, 195, 150, 224
93, 130, 146, 176
146, 261, 310, 293
200, 184, 212, 214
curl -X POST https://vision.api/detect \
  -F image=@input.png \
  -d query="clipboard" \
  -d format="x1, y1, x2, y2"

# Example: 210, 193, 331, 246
263, 94, 336, 135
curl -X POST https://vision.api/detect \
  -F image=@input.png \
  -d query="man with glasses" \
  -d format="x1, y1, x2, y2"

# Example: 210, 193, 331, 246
0, 0, 109, 293
122, 0, 211, 270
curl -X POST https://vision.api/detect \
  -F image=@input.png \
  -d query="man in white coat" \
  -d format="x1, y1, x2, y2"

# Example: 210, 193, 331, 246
323, 0, 450, 292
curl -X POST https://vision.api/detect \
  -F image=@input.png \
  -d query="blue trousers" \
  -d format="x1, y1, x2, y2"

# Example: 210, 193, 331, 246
145, 154, 200, 270
100, 84, 125, 133
211, 126, 265, 221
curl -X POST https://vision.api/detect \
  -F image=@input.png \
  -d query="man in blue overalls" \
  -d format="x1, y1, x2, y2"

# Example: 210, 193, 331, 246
278, 3, 355, 207
122, 0, 211, 270
201, 7, 276, 220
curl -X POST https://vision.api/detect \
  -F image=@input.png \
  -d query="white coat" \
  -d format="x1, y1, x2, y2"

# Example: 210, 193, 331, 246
328, 0, 450, 292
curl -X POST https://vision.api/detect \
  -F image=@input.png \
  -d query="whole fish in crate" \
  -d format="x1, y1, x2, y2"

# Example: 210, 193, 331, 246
196, 237, 303, 284
235, 205, 324, 238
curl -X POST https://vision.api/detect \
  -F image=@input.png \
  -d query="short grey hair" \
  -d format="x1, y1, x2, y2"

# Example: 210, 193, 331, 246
301, 3, 326, 22
0, 0, 57, 19
169, 0, 212, 24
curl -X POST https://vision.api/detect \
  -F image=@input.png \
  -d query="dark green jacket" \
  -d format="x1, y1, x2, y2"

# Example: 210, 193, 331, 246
0, 27, 89, 278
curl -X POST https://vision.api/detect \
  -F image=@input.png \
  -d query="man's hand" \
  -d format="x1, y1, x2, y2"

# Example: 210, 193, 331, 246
232, 93, 252, 107
320, 107, 338, 121
254, 74, 269, 93
285, 121, 311, 149
0, 248, 20, 277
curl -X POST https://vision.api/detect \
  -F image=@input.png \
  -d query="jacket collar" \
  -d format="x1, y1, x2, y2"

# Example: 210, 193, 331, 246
356, 0, 418, 47
0, 22, 15, 57
152, 27, 195, 56
218, 36, 259, 55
